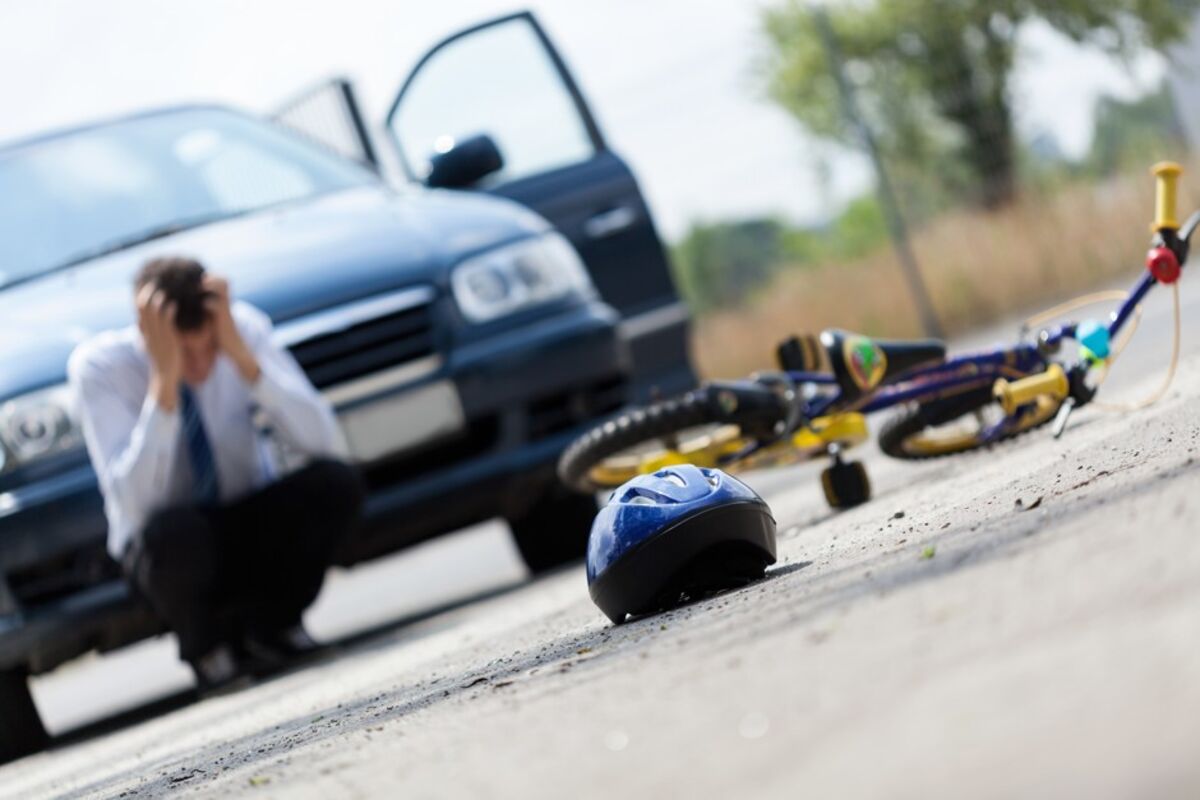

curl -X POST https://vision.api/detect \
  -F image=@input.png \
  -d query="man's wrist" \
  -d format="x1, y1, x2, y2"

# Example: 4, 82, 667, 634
228, 343, 262, 385
148, 373, 179, 412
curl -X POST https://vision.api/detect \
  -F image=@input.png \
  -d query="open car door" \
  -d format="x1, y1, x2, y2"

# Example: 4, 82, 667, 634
272, 78, 380, 172
385, 11, 695, 400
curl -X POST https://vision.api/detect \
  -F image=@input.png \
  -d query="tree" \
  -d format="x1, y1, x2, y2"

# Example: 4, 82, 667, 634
672, 218, 791, 312
671, 204, 892, 313
1086, 80, 1187, 175
762, 0, 1196, 209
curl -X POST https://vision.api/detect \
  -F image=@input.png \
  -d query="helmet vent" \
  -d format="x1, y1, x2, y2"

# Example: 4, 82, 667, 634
620, 486, 677, 505
662, 473, 688, 488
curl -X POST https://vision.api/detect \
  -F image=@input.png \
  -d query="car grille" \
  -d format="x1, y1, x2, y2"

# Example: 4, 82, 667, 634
527, 375, 628, 440
288, 300, 436, 390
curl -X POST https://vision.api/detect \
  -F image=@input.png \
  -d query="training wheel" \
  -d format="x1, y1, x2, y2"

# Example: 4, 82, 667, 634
820, 459, 871, 509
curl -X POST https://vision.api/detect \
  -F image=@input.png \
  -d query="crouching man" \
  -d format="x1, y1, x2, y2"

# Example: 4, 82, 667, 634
69, 256, 363, 691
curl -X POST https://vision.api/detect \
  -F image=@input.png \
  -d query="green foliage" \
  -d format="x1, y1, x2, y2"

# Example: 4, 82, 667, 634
672, 218, 790, 312
832, 196, 888, 258
1085, 81, 1187, 175
761, 0, 1196, 209
671, 198, 891, 313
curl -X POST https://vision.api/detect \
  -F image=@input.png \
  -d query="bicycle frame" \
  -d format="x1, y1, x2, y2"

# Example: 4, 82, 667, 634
745, 241, 1182, 460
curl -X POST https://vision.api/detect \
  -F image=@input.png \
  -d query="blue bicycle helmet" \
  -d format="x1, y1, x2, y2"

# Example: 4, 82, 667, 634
587, 465, 777, 624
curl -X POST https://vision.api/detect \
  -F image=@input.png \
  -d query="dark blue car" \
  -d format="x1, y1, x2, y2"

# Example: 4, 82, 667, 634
0, 11, 693, 759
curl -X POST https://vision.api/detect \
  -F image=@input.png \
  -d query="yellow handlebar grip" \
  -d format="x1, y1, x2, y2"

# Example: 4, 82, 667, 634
993, 364, 1069, 416
1152, 161, 1183, 232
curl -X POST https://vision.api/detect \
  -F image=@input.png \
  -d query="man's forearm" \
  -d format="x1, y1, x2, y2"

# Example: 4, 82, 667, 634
99, 393, 183, 533
251, 355, 345, 458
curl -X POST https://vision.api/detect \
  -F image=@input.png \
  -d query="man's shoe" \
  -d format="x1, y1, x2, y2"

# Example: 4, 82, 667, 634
190, 644, 244, 695
241, 624, 325, 675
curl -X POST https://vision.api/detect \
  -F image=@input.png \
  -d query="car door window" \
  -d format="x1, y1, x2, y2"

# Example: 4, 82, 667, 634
389, 17, 597, 186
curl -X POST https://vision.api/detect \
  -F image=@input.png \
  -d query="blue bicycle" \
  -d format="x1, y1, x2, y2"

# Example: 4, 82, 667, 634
559, 163, 1193, 508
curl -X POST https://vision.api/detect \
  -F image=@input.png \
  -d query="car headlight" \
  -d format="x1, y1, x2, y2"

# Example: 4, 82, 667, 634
0, 384, 84, 473
451, 232, 594, 323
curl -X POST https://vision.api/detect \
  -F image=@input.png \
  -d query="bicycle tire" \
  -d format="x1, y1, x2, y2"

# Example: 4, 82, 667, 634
878, 386, 1058, 460
558, 387, 783, 493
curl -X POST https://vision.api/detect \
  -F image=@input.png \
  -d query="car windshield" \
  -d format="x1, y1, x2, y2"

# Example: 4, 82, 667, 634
0, 107, 374, 288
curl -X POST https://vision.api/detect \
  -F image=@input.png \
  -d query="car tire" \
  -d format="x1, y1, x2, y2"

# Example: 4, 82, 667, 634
0, 668, 47, 764
508, 487, 599, 574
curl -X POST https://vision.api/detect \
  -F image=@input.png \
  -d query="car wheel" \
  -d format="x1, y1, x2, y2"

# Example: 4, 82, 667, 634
0, 668, 47, 764
508, 487, 599, 574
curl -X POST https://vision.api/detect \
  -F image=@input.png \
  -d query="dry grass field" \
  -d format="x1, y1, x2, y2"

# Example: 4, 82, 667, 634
691, 166, 1197, 378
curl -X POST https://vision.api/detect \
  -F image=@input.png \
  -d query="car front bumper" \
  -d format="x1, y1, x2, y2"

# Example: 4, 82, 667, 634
347, 300, 629, 560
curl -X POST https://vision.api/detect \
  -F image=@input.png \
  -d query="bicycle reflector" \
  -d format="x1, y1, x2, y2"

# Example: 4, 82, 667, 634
1076, 320, 1111, 363
1147, 245, 1181, 284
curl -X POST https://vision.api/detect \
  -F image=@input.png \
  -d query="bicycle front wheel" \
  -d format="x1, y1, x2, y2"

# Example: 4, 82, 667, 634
878, 387, 1060, 460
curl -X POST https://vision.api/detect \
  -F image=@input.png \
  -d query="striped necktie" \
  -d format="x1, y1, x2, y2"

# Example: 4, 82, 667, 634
180, 385, 219, 505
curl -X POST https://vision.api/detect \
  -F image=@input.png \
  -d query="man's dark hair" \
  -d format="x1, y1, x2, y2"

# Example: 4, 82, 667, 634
134, 256, 212, 331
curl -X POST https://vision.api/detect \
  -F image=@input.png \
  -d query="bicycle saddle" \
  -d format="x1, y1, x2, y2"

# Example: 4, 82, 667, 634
821, 329, 945, 396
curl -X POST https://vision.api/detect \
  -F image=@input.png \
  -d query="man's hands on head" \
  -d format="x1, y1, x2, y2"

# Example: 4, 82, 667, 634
204, 275, 261, 385
137, 283, 183, 412
138, 274, 262, 412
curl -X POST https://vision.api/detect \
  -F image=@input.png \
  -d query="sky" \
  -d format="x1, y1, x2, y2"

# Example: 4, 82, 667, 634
0, 0, 1171, 240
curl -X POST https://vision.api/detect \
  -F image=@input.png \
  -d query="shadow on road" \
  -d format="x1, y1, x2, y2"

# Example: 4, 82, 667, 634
45, 575, 537, 753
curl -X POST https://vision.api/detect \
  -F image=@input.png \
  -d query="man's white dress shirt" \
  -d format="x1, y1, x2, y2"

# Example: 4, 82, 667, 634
68, 302, 346, 559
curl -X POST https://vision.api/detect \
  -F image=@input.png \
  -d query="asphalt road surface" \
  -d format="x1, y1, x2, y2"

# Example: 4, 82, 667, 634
3, 276, 1199, 799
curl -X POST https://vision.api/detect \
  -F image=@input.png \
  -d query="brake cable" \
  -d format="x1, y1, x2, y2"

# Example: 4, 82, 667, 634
1092, 281, 1181, 412
1020, 280, 1181, 415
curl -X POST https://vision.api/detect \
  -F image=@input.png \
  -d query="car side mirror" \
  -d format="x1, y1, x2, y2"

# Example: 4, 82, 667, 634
425, 134, 504, 189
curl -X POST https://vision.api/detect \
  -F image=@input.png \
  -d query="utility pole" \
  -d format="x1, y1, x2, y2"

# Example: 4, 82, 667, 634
812, 6, 943, 339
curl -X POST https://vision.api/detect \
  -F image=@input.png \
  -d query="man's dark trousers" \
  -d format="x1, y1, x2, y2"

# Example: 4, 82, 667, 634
123, 459, 364, 661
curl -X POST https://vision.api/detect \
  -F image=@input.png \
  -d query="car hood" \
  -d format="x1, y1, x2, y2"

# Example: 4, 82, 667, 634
0, 185, 548, 396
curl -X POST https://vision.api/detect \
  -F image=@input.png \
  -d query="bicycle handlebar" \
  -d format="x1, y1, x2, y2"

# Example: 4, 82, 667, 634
997, 164, 1190, 428
993, 364, 1069, 416
1180, 210, 1200, 244
1153, 161, 1183, 232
